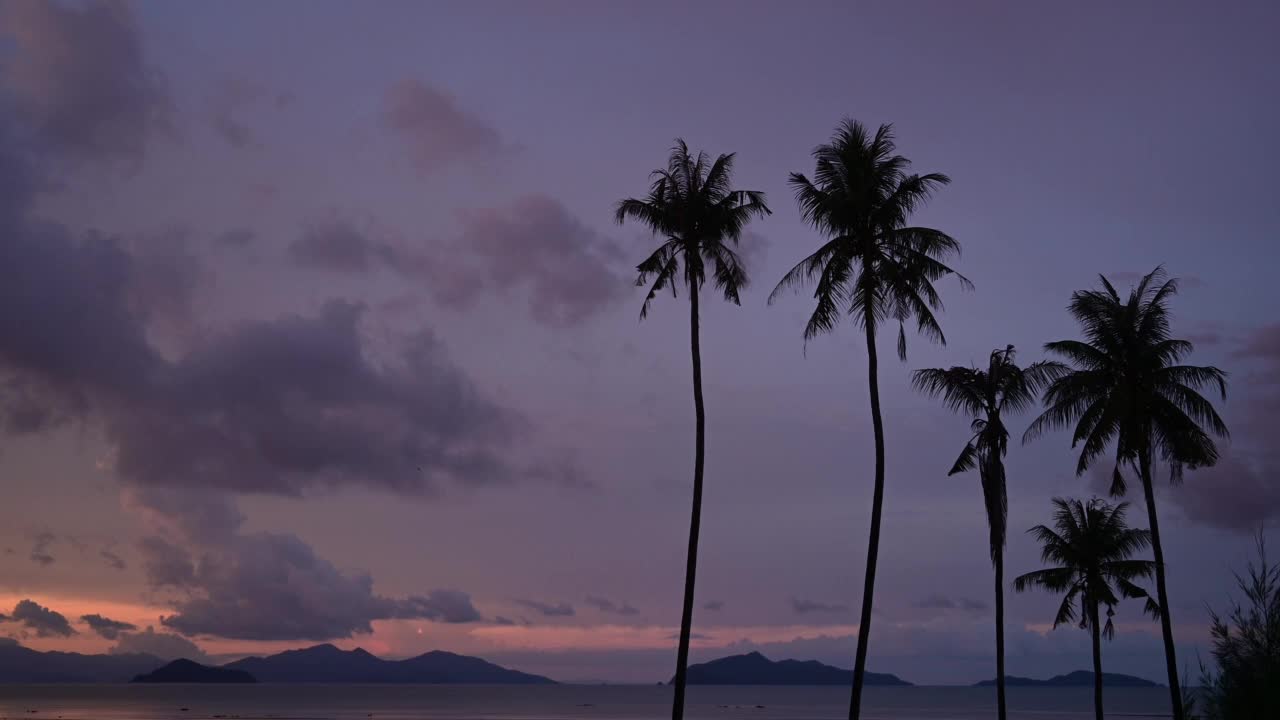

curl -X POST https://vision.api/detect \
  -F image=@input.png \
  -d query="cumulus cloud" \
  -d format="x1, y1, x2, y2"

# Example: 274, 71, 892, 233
515, 599, 575, 617
110, 626, 209, 662
584, 596, 640, 616
81, 613, 137, 640
384, 78, 509, 174
425, 194, 627, 326
790, 597, 850, 615
0, 0, 170, 164
2, 599, 76, 637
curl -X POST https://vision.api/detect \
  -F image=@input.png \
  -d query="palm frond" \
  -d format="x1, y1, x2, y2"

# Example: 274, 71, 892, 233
618, 140, 769, 318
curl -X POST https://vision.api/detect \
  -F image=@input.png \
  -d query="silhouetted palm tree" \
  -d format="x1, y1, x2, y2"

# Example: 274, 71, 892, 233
1025, 268, 1228, 720
912, 346, 1056, 720
615, 140, 770, 720
770, 120, 969, 720
1015, 497, 1159, 720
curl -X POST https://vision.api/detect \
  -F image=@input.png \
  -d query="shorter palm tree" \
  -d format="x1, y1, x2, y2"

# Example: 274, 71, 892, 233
911, 346, 1057, 720
1014, 498, 1159, 720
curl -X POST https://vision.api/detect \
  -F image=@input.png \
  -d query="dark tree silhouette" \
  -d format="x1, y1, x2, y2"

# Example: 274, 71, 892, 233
770, 119, 969, 720
615, 140, 770, 720
1015, 498, 1159, 720
912, 346, 1056, 720
1026, 267, 1228, 720
1197, 534, 1280, 720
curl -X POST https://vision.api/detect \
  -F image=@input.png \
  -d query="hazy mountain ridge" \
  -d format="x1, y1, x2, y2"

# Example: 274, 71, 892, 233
676, 652, 912, 686
974, 670, 1160, 687
0, 642, 552, 684
0, 642, 163, 683
224, 644, 555, 684
132, 658, 257, 683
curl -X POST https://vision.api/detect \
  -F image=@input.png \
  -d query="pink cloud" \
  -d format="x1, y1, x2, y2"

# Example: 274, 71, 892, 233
384, 78, 510, 174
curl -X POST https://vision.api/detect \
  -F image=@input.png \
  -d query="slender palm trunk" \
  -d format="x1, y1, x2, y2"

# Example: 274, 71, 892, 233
849, 317, 886, 720
1138, 452, 1184, 720
1090, 600, 1104, 720
669, 283, 705, 720
994, 546, 1007, 720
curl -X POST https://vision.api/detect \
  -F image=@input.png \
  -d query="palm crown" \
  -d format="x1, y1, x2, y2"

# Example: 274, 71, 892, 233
768, 120, 971, 354
1025, 267, 1228, 494
1014, 497, 1159, 638
615, 139, 770, 318
912, 346, 1057, 560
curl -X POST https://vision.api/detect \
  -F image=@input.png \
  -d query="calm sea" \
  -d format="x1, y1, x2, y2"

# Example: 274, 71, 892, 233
0, 684, 1172, 720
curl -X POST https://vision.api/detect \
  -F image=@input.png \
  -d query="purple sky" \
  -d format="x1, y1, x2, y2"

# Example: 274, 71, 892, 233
0, 0, 1277, 684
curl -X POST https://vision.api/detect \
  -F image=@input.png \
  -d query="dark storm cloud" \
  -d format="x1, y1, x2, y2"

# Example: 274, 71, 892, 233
515, 599, 575, 617
155, 531, 408, 640
393, 590, 483, 624
111, 301, 522, 495
424, 194, 627, 327
3, 599, 76, 637
2, 112, 568, 500
130, 490, 483, 641
27, 531, 55, 567
110, 626, 209, 663
0, 0, 170, 164
137, 536, 196, 587
81, 613, 137, 640
584, 596, 640, 616
1172, 457, 1280, 532
384, 78, 509, 174
1163, 323, 1280, 531
790, 597, 849, 615
702, 600, 724, 612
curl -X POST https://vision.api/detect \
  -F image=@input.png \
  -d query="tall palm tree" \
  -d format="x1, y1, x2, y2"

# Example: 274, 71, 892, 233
769, 120, 969, 720
1025, 267, 1228, 720
911, 346, 1056, 720
615, 140, 770, 720
1015, 497, 1159, 720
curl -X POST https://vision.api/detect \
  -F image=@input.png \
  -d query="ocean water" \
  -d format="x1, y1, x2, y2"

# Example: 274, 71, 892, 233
0, 684, 1172, 720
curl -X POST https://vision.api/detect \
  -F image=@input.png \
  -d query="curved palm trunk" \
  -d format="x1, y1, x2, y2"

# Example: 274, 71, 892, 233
1090, 600, 1104, 720
669, 283, 705, 720
994, 546, 1007, 720
1138, 453, 1184, 720
849, 318, 886, 720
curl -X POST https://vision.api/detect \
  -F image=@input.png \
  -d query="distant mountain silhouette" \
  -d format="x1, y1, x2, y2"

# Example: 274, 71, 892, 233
0, 642, 162, 683
132, 659, 256, 683
975, 671, 1159, 687
224, 644, 554, 684
677, 652, 911, 686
